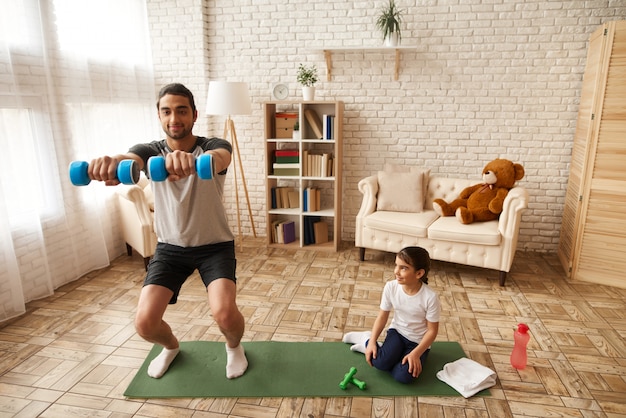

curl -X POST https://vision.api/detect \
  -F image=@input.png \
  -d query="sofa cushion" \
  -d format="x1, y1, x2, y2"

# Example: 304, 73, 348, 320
428, 217, 501, 246
376, 171, 425, 213
383, 164, 431, 197
364, 210, 440, 238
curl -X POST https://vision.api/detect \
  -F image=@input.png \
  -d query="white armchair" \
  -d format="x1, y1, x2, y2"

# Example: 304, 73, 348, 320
116, 174, 157, 270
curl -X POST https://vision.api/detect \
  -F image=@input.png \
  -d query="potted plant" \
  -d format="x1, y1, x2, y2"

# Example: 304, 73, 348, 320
376, 0, 404, 47
292, 120, 300, 139
296, 63, 318, 101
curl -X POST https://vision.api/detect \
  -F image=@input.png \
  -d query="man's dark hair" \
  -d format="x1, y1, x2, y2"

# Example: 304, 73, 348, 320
157, 83, 196, 113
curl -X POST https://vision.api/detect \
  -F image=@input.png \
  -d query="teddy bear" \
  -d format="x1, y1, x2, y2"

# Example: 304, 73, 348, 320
432, 158, 525, 224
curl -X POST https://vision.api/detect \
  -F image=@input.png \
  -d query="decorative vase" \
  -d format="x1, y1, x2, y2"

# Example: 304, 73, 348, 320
302, 86, 315, 101
384, 32, 399, 47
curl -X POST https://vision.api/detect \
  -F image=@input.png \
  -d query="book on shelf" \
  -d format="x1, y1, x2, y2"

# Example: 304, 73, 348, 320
271, 187, 299, 209
303, 187, 320, 212
304, 109, 323, 139
282, 221, 296, 244
272, 220, 296, 244
270, 219, 281, 243
272, 160, 299, 176
322, 114, 335, 140
275, 155, 299, 163
287, 190, 299, 208
273, 163, 299, 169
302, 152, 333, 177
273, 168, 299, 176
274, 149, 299, 164
303, 216, 321, 245
275, 150, 299, 162
275, 149, 299, 157
313, 221, 329, 244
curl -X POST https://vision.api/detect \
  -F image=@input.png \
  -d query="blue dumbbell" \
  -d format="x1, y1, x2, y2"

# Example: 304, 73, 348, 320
69, 159, 138, 186
147, 154, 213, 181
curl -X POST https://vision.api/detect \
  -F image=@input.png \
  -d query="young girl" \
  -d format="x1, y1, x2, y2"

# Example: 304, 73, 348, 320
343, 246, 441, 384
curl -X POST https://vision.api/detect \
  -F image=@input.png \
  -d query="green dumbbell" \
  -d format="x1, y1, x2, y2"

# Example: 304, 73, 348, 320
69, 159, 138, 186
339, 367, 367, 390
147, 154, 213, 181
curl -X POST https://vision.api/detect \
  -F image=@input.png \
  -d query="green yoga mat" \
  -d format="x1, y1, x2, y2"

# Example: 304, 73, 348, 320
124, 341, 489, 398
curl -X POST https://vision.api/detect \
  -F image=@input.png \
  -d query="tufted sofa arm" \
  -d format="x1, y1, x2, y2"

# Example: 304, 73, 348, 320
496, 186, 529, 270
356, 175, 379, 219
116, 175, 157, 270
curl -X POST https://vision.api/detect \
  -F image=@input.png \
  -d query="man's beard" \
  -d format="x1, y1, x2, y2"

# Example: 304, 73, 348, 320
165, 126, 191, 140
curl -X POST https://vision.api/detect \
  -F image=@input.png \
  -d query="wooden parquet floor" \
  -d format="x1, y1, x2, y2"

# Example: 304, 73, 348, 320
1, 237, 626, 418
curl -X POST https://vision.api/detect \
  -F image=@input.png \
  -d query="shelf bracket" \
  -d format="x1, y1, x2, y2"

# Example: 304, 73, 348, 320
324, 50, 332, 81
394, 49, 400, 81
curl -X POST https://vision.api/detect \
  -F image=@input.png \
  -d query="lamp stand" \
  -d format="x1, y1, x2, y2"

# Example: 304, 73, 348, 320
223, 116, 257, 248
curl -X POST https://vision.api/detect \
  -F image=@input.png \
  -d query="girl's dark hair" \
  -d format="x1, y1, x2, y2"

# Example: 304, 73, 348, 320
397, 246, 431, 284
157, 83, 197, 113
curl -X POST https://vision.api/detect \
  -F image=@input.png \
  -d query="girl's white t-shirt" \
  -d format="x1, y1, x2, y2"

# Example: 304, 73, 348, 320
380, 280, 441, 343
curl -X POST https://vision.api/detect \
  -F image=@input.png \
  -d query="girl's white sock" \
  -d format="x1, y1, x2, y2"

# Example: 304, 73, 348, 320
350, 342, 367, 354
226, 344, 248, 379
342, 331, 371, 345
147, 347, 180, 378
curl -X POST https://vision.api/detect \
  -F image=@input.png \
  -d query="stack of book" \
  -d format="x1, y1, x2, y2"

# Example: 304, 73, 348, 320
271, 220, 296, 244
270, 187, 299, 209
272, 149, 299, 176
303, 187, 320, 212
302, 151, 333, 177
303, 217, 328, 245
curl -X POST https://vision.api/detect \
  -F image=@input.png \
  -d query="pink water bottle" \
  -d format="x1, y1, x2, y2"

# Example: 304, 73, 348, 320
510, 323, 530, 369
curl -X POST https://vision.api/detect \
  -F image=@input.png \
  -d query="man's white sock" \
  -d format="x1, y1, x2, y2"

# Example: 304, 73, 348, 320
147, 347, 180, 379
226, 344, 248, 379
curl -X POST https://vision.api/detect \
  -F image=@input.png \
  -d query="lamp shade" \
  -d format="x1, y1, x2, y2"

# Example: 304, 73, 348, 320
205, 81, 252, 116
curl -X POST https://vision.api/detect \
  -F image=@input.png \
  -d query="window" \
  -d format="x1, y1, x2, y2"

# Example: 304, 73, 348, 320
53, 0, 152, 65
0, 96, 59, 224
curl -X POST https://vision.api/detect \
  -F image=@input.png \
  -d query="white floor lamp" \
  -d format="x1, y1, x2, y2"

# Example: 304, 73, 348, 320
205, 81, 256, 247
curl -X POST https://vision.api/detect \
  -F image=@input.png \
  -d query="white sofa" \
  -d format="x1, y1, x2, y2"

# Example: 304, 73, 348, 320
116, 174, 157, 270
355, 168, 528, 286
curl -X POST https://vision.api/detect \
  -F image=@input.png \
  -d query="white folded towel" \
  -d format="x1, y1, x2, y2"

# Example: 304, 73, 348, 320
436, 357, 497, 398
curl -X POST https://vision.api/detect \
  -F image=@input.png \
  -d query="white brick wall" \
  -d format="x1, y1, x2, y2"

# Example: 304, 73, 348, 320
147, 0, 625, 253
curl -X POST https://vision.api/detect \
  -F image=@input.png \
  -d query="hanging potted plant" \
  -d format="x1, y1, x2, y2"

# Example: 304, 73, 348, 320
376, 0, 404, 47
296, 63, 318, 101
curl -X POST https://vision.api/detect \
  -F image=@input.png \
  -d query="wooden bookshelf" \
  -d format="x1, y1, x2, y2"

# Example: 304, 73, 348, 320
264, 101, 343, 251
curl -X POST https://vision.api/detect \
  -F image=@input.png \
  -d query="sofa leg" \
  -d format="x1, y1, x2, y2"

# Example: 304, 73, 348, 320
499, 271, 506, 286
359, 247, 365, 261
126, 243, 133, 256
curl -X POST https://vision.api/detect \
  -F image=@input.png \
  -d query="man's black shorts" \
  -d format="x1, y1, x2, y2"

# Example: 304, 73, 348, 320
144, 241, 236, 304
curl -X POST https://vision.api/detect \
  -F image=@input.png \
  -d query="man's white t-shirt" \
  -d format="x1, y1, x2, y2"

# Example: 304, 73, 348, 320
129, 137, 234, 247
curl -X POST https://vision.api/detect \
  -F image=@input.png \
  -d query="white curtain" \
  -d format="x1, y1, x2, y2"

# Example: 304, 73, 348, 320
0, 0, 158, 321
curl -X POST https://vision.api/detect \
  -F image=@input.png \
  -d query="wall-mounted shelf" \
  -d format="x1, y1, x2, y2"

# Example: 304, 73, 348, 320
316, 46, 416, 81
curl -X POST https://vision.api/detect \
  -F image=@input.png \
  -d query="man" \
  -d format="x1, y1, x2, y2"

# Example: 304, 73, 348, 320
88, 83, 248, 379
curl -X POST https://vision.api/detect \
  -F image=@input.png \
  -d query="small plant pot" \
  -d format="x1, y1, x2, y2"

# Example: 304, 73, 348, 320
384, 32, 399, 47
302, 86, 315, 101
